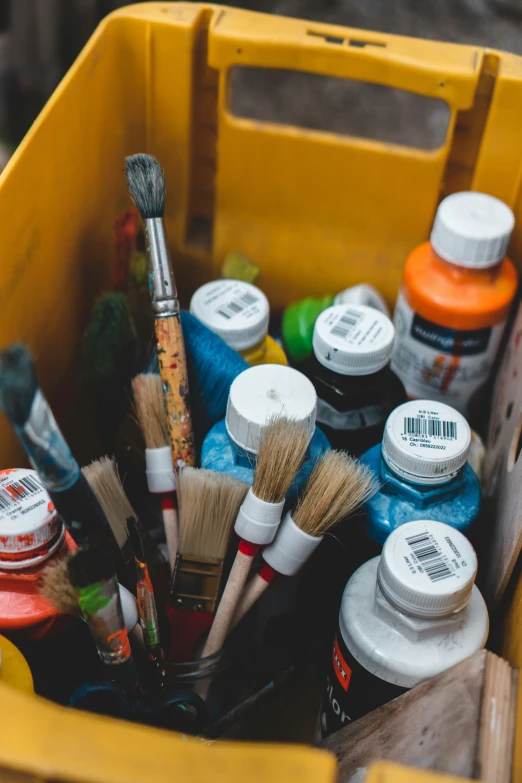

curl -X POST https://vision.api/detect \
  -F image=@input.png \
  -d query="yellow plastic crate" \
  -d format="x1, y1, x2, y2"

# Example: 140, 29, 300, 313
1, 3, 522, 781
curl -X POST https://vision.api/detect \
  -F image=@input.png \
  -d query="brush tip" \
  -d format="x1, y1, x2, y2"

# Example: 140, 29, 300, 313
67, 546, 115, 589
0, 343, 38, 427
126, 516, 145, 561
125, 153, 165, 219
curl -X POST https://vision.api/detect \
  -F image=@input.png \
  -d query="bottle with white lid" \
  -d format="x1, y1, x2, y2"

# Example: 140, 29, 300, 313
200, 364, 330, 501
190, 279, 287, 366
321, 519, 489, 737
359, 400, 481, 546
392, 191, 517, 417
298, 304, 407, 456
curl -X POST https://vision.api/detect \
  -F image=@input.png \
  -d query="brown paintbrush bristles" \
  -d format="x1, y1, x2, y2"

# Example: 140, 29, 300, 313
178, 468, 248, 559
82, 457, 133, 549
132, 373, 168, 450
293, 451, 379, 537
39, 554, 80, 616
252, 417, 309, 503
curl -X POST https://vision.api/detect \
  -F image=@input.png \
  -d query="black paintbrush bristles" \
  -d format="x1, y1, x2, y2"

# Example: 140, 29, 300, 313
0, 343, 38, 426
125, 154, 165, 220
67, 546, 115, 589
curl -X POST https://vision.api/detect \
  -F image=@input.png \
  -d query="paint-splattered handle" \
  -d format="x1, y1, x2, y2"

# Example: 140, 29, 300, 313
154, 314, 196, 468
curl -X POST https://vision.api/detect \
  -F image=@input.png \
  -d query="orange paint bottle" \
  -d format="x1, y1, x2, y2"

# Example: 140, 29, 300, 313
392, 192, 518, 416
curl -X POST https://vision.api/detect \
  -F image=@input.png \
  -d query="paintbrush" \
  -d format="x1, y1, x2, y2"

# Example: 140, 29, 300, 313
127, 516, 165, 690
200, 417, 309, 660
125, 153, 195, 469
168, 468, 247, 662
231, 451, 379, 628
132, 373, 177, 571
0, 344, 128, 585
68, 546, 142, 699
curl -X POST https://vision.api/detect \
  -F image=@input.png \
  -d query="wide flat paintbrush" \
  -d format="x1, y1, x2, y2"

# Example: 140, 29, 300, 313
125, 154, 195, 469
0, 344, 127, 585
168, 468, 247, 662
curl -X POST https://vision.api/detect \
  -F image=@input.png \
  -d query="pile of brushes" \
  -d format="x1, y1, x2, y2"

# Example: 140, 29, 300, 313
0, 154, 378, 735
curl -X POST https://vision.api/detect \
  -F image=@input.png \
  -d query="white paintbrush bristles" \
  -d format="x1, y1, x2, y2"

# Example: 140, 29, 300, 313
132, 373, 169, 450
251, 416, 310, 503
82, 456, 134, 549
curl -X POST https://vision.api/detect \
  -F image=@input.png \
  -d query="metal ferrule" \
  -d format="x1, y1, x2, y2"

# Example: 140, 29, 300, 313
144, 217, 180, 317
171, 553, 224, 613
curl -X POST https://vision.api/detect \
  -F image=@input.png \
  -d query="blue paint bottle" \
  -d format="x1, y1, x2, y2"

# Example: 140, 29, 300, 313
201, 364, 330, 500
360, 399, 481, 545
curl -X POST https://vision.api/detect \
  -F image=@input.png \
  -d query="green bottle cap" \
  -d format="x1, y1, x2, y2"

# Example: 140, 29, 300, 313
282, 295, 334, 364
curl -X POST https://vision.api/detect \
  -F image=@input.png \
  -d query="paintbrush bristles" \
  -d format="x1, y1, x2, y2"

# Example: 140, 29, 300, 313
125, 154, 165, 219
252, 417, 309, 503
178, 468, 247, 560
82, 457, 134, 548
293, 451, 379, 537
39, 554, 80, 615
132, 374, 169, 450
0, 343, 38, 427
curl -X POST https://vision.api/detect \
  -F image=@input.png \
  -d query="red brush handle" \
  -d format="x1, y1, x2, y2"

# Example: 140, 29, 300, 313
166, 605, 214, 663
258, 562, 278, 584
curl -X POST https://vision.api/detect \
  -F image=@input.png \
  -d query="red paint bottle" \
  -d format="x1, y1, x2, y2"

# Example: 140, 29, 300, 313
0, 468, 75, 640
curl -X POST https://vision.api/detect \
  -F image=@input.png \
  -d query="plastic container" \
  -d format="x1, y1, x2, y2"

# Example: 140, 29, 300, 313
392, 192, 518, 416
321, 520, 489, 736
190, 279, 287, 365
360, 400, 481, 546
298, 304, 407, 455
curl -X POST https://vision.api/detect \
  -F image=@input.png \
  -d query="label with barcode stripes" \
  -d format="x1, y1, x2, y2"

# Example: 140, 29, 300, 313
216, 291, 259, 320
0, 469, 49, 524
403, 416, 457, 440
0, 474, 43, 511
330, 309, 364, 339
405, 532, 455, 582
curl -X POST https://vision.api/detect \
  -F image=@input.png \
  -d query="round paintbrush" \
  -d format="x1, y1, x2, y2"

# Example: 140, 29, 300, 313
132, 373, 178, 571
231, 451, 379, 627
125, 154, 195, 468
200, 417, 309, 660
82, 456, 134, 551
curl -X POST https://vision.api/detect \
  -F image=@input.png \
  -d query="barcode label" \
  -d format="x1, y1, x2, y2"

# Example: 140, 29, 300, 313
403, 417, 457, 439
0, 474, 43, 511
406, 532, 455, 583
330, 309, 364, 339
216, 292, 258, 320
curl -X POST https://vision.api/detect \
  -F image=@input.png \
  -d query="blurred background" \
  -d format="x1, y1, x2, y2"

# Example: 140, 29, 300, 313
0, 0, 521, 171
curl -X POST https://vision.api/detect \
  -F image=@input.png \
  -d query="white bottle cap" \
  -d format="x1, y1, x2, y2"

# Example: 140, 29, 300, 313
382, 400, 471, 485
333, 283, 390, 318
263, 511, 322, 576
226, 365, 317, 455
430, 192, 514, 268
313, 304, 395, 376
234, 487, 285, 545
190, 280, 269, 351
0, 468, 64, 569
145, 446, 175, 494
377, 519, 478, 618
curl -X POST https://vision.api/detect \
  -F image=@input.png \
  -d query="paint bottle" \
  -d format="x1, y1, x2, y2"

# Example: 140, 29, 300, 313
391, 191, 517, 416
282, 284, 390, 365
0, 468, 76, 640
359, 400, 481, 546
298, 304, 407, 456
190, 280, 287, 366
200, 364, 330, 500
321, 519, 488, 737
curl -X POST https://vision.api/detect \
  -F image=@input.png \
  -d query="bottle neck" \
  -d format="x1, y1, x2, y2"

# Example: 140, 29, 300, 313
380, 450, 464, 496
432, 247, 502, 279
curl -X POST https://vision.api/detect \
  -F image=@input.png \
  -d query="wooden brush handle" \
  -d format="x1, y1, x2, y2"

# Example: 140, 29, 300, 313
154, 314, 196, 467
160, 494, 178, 574
230, 571, 272, 631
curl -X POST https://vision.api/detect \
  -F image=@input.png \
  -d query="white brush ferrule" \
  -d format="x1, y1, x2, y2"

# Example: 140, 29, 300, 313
263, 512, 322, 576
145, 446, 175, 494
234, 488, 285, 546
119, 584, 138, 632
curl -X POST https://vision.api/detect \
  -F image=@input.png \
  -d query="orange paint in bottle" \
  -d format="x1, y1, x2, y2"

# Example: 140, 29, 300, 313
392, 192, 518, 416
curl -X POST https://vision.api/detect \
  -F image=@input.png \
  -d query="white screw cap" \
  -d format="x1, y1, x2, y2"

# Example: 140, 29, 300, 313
313, 304, 395, 376
431, 192, 514, 268
263, 511, 322, 576
190, 280, 269, 351
382, 400, 471, 485
377, 519, 478, 618
226, 364, 317, 455
333, 283, 390, 318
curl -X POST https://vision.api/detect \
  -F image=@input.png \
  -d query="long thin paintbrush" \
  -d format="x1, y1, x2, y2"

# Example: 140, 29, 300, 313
231, 451, 379, 628
200, 418, 309, 660
125, 154, 195, 469
0, 344, 127, 585
132, 373, 178, 571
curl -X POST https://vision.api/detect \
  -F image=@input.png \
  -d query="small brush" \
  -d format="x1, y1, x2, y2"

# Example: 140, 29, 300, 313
168, 468, 247, 661
0, 344, 127, 584
82, 456, 133, 552
200, 417, 309, 660
125, 154, 195, 469
231, 451, 379, 628
68, 545, 142, 698
132, 373, 178, 570
127, 516, 165, 689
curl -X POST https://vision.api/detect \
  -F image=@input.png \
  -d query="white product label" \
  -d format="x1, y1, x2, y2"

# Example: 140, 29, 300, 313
319, 306, 393, 351
391, 291, 505, 414
390, 401, 468, 460
199, 282, 263, 325
0, 470, 47, 524
329, 308, 365, 340
396, 527, 474, 588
